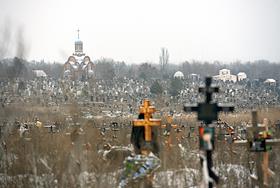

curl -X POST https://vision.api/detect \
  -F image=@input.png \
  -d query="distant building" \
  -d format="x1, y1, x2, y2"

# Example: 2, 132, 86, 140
237, 72, 247, 81
189, 73, 200, 81
63, 29, 94, 80
213, 69, 237, 83
173, 71, 184, 79
33, 70, 47, 77
264, 78, 276, 86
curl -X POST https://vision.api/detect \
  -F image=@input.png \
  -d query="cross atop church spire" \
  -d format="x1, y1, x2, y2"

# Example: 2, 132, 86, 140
77, 28, 80, 39
73, 28, 85, 56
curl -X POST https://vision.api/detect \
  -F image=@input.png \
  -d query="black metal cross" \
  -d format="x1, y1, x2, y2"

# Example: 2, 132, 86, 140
184, 77, 234, 125
183, 77, 234, 188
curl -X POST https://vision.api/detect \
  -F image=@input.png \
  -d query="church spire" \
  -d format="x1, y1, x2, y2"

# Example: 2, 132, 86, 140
73, 28, 85, 57
77, 28, 80, 39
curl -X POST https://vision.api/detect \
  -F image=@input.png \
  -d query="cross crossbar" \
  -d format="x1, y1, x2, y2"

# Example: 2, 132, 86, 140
184, 77, 234, 125
132, 99, 161, 142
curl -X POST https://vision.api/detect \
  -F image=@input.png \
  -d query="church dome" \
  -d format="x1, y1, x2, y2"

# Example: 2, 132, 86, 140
63, 29, 94, 80
84, 56, 91, 65
68, 56, 76, 65
264, 79, 276, 83
173, 71, 184, 79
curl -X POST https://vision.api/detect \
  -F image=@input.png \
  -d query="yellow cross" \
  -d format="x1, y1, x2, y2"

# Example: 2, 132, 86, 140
133, 99, 161, 142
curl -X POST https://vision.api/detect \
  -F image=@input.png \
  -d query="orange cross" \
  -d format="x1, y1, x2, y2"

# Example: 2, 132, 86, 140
133, 99, 161, 142
161, 115, 178, 129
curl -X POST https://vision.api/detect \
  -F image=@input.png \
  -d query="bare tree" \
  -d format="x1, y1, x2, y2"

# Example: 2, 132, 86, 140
159, 48, 169, 78
95, 58, 116, 80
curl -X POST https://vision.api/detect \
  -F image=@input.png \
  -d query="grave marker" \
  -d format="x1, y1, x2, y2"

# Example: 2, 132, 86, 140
183, 77, 234, 188
234, 111, 280, 187
161, 115, 178, 148
132, 99, 161, 153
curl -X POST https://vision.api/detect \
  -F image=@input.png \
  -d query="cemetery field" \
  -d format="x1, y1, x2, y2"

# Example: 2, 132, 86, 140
1, 104, 280, 187
1, 1, 280, 186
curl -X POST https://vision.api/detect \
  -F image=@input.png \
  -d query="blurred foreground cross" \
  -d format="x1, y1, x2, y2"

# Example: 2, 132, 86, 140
184, 77, 234, 124
183, 77, 234, 188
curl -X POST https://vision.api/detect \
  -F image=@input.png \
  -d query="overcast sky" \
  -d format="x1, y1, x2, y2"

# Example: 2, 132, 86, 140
0, 0, 279, 63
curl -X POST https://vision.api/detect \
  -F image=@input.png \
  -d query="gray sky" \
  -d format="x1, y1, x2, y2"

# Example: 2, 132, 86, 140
0, 0, 280, 63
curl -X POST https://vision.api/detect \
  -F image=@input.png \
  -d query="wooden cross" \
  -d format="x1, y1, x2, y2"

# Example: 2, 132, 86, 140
129, 100, 161, 188
161, 115, 178, 132
161, 114, 178, 149
44, 124, 56, 133
262, 118, 275, 187
234, 111, 280, 187
183, 77, 234, 188
132, 99, 161, 142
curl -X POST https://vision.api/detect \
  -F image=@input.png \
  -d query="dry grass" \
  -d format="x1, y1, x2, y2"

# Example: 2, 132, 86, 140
1, 105, 280, 187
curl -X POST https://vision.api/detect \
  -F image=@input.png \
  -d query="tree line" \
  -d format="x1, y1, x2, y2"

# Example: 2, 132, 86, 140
0, 57, 280, 81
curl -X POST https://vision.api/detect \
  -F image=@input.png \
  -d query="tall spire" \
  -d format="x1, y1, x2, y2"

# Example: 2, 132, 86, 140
77, 28, 80, 39
73, 28, 85, 57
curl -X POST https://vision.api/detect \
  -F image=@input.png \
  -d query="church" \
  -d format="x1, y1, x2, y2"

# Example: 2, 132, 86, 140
63, 30, 94, 80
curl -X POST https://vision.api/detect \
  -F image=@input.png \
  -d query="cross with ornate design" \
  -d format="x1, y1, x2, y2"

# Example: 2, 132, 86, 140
133, 99, 161, 142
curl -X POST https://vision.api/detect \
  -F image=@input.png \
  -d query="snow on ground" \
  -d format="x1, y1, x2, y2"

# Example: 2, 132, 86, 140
153, 168, 199, 188
0, 163, 250, 188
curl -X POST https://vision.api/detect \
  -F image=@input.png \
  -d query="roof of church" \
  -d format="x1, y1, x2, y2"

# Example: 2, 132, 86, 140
75, 39, 83, 43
